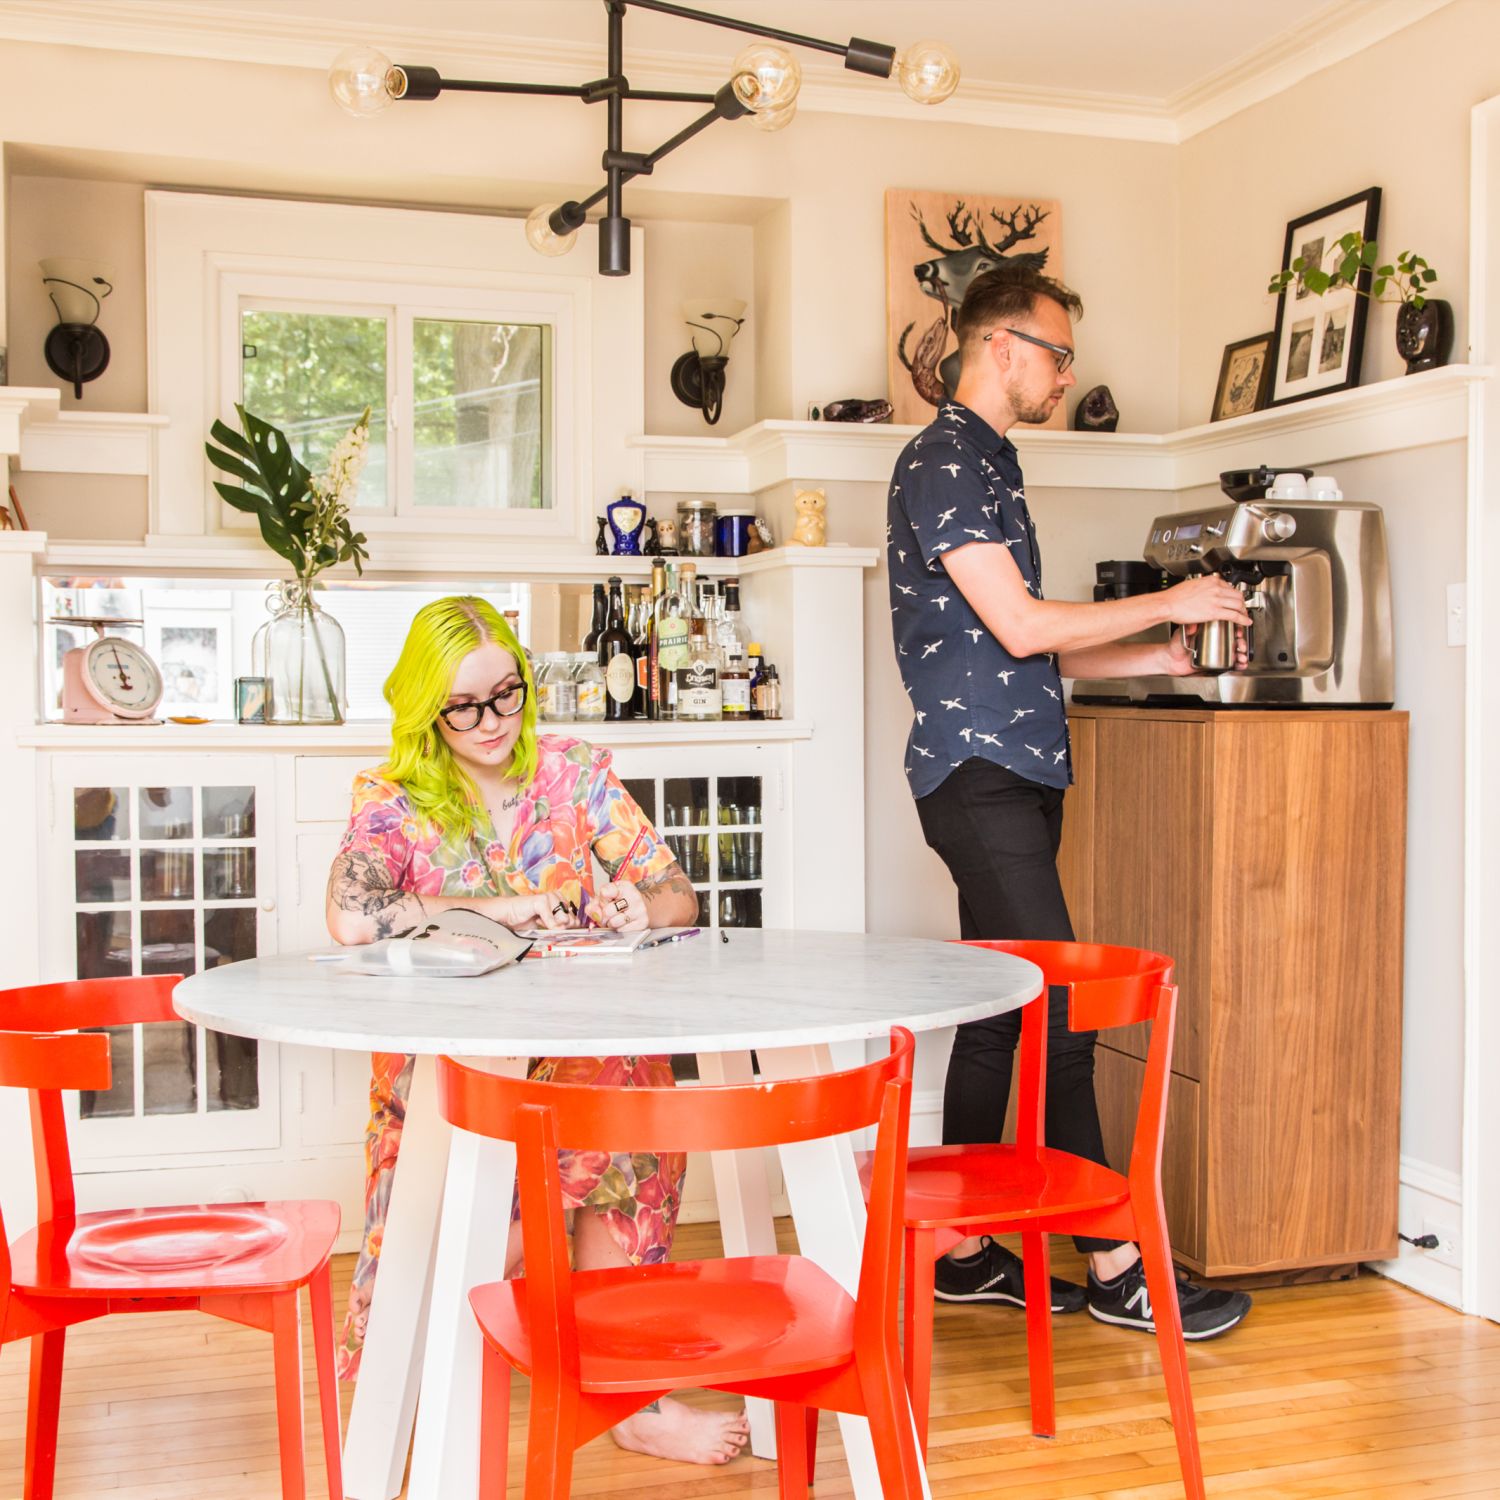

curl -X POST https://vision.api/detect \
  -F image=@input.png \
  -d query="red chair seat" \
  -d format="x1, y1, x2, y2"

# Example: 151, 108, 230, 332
898, 1144, 1131, 1227
9, 1200, 342, 1299
471, 1254, 856, 1392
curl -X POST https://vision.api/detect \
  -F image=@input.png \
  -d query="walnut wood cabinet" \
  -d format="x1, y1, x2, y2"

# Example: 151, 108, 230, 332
1057, 705, 1408, 1278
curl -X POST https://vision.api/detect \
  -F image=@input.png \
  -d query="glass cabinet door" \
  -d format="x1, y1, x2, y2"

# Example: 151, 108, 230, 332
47, 756, 280, 1161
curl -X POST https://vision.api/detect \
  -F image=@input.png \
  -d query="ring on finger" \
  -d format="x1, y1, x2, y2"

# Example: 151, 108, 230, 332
614, 897, 628, 913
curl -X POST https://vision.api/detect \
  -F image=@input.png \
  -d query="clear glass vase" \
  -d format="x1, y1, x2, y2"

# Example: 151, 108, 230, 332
264, 580, 346, 724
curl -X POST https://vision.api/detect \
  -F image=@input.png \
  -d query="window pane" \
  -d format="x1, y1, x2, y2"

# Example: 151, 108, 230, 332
717, 777, 762, 823
662, 778, 708, 828
241, 310, 388, 510
142, 1020, 198, 1115
717, 831, 761, 883
202, 786, 255, 840
77, 910, 132, 979
205, 907, 257, 969
80, 1026, 135, 1119
412, 319, 547, 510
139, 787, 193, 840
74, 786, 129, 840
140, 848, 195, 903
142, 908, 196, 978
719, 888, 761, 929
76, 849, 131, 903
206, 1033, 259, 1112
203, 847, 255, 900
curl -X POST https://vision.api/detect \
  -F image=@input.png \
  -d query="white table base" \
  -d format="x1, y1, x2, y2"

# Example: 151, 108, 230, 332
342, 1048, 929, 1500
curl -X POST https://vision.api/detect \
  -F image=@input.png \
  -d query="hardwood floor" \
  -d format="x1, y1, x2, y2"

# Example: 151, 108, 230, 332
2, 1223, 1497, 1498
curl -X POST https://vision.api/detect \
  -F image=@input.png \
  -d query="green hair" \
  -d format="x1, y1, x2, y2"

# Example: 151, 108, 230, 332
380, 596, 538, 839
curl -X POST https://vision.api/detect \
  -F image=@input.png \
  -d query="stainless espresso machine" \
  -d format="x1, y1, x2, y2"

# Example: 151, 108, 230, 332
1071, 466, 1395, 707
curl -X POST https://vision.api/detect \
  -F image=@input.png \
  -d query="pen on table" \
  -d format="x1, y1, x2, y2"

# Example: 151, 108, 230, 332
638, 928, 701, 951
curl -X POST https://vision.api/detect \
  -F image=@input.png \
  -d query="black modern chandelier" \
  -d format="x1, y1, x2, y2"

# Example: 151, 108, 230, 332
329, 0, 959, 277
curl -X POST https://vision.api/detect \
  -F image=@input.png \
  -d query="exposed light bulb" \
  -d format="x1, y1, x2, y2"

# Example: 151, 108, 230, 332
329, 43, 400, 117
751, 97, 797, 133
895, 40, 960, 105
730, 43, 801, 113
525, 203, 579, 258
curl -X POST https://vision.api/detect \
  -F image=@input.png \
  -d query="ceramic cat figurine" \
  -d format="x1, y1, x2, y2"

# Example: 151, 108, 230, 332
790, 487, 827, 547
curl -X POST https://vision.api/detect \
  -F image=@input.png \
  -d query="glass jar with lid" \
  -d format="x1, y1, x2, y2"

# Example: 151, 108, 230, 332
573, 652, 606, 722
537, 653, 577, 721
676, 497, 718, 557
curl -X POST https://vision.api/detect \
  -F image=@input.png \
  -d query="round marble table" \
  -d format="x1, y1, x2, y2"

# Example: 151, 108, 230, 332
176, 930, 1041, 1500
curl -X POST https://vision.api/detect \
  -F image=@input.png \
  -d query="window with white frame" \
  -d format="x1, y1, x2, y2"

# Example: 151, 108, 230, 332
226, 275, 560, 521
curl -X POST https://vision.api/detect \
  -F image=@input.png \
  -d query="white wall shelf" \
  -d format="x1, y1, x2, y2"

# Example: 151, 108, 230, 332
0, 386, 61, 455
632, 364, 1491, 494
17, 410, 169, 476
35, 536, 879, 580
18, 720, 814, 752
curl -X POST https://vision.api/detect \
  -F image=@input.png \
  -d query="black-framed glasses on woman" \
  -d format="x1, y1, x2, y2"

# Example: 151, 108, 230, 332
983, 326, 1075, 374
438, 682, 528, 731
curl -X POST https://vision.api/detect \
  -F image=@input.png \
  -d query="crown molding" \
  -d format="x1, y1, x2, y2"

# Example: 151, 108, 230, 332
0, 0, 1453, 146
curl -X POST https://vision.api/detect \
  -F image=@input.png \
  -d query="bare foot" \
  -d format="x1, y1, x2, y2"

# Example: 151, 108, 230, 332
609, 1397, 750, 1465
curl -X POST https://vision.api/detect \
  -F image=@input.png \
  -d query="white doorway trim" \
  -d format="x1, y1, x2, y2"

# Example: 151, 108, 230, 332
1462, 95, 1500, 1321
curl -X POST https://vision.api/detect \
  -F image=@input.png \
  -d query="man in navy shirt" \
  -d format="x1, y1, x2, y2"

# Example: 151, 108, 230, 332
889, 266, 1253, 1339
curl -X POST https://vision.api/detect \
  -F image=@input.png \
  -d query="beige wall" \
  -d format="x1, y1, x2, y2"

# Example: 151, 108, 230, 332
1176, 0, 1497, 426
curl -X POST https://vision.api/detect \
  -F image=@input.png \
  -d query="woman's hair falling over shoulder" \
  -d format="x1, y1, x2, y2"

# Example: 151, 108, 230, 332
381, 595, 538, 838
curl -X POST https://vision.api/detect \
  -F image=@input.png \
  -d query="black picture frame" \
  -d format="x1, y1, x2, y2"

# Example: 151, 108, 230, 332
1211, 331, 1274, 422
1269, 187, 1381, 406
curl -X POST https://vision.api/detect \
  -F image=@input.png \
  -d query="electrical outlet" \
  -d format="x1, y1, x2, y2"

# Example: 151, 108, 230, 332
1422, 1212, 1462, 1269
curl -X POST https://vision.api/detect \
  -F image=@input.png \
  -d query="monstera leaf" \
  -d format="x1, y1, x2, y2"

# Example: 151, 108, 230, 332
205, 404, 316, 570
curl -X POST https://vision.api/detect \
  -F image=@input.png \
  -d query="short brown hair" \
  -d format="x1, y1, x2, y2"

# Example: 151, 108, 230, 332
954, 267, 1083, 358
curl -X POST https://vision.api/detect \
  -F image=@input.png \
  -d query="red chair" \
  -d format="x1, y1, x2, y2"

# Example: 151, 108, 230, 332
0, 977, 343, 1500
864, 941, 1204, 1498
437, 1027, 919, 1500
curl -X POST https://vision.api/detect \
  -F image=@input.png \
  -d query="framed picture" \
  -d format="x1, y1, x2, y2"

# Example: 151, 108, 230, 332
1269, 187, 1381, 406
1211, 332, 1274, 422
884, 188, 1065, 428
145, 591, 235, 720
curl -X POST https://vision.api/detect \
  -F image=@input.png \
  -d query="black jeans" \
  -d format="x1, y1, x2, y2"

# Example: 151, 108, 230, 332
916, 757, 1120, 1254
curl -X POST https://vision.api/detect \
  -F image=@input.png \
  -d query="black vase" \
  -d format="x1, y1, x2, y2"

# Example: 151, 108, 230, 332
1395, 298, 1455, 374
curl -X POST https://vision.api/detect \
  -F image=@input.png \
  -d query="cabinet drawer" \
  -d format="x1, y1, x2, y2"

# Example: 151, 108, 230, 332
1094, 1043, 1201, 1265
295, 755, 377, 823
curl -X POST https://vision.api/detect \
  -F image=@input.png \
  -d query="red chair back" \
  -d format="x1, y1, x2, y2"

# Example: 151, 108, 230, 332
0, 977, 180, 1235
954, 941, 1178, 1194
438, 1028, 915, 1388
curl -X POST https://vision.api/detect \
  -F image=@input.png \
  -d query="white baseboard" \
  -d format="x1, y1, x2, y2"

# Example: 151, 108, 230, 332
1369, 1155, 1463, 1309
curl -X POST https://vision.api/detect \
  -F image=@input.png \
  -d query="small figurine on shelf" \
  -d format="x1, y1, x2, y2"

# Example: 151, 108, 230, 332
657, 517, 679, 555
789, 487, 827, 547
595, 515, 610, 555
607, 492, 647, 555
643, 517, 662, 556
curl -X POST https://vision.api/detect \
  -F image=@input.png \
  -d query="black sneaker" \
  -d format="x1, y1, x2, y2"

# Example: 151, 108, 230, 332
1086, 1259, 1251, 1340
933, 1236, 1086, 1313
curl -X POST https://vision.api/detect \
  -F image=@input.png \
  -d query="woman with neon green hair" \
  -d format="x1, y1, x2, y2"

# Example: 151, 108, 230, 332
325, 596, 748, 1466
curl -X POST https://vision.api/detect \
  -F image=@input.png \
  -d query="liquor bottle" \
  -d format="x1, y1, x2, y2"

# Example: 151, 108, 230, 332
759, 663, 782, 720
629, 584, 651, 717
718, 578, 747, 660
655, 563, 693, 720
677, 617, 723, 721
645, 558, 668, 720
583, 583, 607, 653
696, 577, 721, 646
597, 575, 636, 721
746, 642, 765, 720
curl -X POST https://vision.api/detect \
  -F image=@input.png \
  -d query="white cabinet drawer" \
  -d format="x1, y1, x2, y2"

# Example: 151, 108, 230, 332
295, 755, 377, 823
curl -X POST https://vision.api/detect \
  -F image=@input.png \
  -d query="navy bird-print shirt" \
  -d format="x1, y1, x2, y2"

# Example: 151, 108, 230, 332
888, 400, 1071, 797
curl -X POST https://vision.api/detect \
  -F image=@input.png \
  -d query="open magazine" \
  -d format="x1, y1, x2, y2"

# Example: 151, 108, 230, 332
515, 926, 653, 960
334, 908, 533, 978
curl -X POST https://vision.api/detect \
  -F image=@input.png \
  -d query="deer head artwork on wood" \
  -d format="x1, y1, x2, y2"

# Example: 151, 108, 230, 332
884, 189, 1064, 427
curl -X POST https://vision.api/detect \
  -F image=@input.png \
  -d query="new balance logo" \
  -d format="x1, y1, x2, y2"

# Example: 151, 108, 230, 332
1125, 1283, 1152, 1320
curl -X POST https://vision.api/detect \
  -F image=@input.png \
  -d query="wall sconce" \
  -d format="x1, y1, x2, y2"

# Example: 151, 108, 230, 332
41, 258, 113, 400
670, 300, 745, 426
328, 2, 960, 279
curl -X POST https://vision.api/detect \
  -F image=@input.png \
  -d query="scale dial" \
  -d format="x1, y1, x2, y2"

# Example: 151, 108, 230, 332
77, 636, 163, 720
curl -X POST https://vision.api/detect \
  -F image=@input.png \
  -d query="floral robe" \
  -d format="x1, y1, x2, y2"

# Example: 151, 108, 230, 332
334, 735, 685, 1379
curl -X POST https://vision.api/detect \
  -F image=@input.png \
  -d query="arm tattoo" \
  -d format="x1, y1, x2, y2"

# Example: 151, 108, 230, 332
328, 852, 424, 931
636, 860, 695, 908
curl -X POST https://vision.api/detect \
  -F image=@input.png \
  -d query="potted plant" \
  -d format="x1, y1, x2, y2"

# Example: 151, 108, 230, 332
1268, 234, 1452, 374
205, 405, 370, 723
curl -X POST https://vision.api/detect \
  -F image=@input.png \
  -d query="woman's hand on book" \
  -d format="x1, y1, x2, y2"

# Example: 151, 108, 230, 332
489, 893, 579, 931
586, 880, 649, 932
